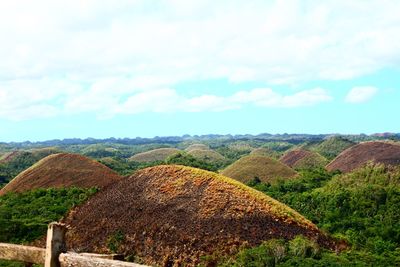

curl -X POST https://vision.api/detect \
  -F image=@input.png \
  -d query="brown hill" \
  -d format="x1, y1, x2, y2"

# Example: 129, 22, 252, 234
129, 148, 181, 162
62, 165, 337, 266
280, 149, 328, 169
326, 141, 400, 173
0, 153, 121, 196
221, 155, 297, 184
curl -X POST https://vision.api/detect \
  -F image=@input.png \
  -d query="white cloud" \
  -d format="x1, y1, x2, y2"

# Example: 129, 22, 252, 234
0, 1, 396, 119
345, 86, 378, 103
111, 87, 332, 116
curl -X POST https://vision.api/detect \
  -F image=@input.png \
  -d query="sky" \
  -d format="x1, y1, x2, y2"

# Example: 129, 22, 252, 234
0, 0, 399, 142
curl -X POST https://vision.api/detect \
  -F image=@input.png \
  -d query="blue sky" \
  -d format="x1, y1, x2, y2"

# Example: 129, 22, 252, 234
0, 1, 399, 142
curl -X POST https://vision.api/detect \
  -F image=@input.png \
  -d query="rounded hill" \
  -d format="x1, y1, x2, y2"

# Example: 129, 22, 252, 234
221, 155, 297, 184
187, 149, 226, 163
326, 141, 400, 173
62, 165, 337, 266
128, 148, 181, 162
250, 147, 280, 159
184, 144, 210, 152
0, 153, 121, 196
280, 149, 328, 169
314, 136, 356, 160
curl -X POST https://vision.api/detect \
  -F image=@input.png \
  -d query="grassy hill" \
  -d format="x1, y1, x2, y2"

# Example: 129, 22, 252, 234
128, 148, 181, 162
326, 141, 400, 173
187, 148, 226, 163
221, 155, 298, 184
313, 136, 356, 160
280, 149, 328, 170
184, 143, 210, 152
62, 165, 337, 266
250, 147, 281, 159
0, 153, 121, 196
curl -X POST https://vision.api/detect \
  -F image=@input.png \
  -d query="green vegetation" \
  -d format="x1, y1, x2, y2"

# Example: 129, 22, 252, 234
313, 136, 355, 160
0, 152, 37, 187
243, 165, 400, 266
0, 187, 97, 243
166, 152, 224, 171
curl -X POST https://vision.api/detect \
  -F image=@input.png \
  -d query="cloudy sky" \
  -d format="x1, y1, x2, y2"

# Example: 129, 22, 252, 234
1, 0, 399, 141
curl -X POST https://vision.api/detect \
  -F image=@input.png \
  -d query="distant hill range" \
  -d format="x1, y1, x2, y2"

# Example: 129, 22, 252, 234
2, 133, 399, 148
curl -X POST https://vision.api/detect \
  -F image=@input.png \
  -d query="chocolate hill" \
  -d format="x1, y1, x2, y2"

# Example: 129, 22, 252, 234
62, 165, 337, 266
187, 149, 226, 163
326, 141, 400, 173
129, 148, 181, 162
0, 153, 121, 196
280, 149, 328, 169
221, 155, 297, 184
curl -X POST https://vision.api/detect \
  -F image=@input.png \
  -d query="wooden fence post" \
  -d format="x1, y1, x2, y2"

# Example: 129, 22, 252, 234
45, 222, 67, 267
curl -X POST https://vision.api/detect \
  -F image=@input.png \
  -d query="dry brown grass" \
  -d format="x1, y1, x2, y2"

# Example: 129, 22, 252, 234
221, 155, 297, 184
0, 153, 121, 196
62, 165, 337, 266
326, 141, 400, 173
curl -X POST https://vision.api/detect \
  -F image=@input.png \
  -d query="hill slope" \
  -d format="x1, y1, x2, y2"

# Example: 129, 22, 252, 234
326, 141, 400, 173
187, 149, 226, 163
313, 136, 356, 160
280, 149, 328, 169
129, 148, 181, 162
184, 144, 210, 152
0, 153, 121, 196
62, 165, 336, 266
221, 155, 297, 184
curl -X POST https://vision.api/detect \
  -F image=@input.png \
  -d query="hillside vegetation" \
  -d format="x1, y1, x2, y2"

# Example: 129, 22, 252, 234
280, 149, 328, 170
128, 148, 181, 162
313, 136, 356, 160
221, 155, 298, 184
244, 164, 400, 266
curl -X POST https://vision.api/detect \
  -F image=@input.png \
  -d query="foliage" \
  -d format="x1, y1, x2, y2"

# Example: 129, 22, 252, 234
107, 230, 125, 253
0, 152, 38, 186
166, 152, 223, 171
0, 187, 98, 243
245, 165, 400, 266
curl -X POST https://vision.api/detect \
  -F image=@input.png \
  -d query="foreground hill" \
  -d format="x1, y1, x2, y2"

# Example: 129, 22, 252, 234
128, 148, 181, 162
280, 149, 328, 169
0, 153, 121, 196
221, 155, 297, 184
326, 141, 400, 173
62, 165, 337, 266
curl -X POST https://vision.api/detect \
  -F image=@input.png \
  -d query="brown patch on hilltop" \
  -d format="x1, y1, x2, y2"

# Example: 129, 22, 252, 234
62, 165, 338, 266
221, 155, 297, 184
0, 153, 121, 196
280, 149, 327, 169
326, 141, 400, 173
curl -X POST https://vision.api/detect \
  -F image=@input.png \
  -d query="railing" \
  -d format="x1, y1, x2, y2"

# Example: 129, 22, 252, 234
0, 222, 148, 267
